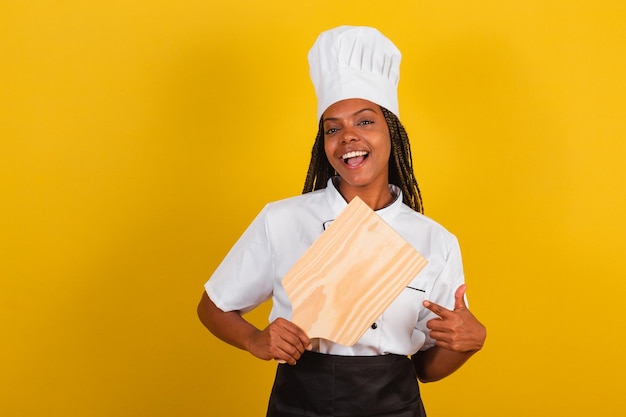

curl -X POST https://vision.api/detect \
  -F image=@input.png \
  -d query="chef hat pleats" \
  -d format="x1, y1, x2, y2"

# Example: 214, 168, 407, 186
308, 26, 402, 120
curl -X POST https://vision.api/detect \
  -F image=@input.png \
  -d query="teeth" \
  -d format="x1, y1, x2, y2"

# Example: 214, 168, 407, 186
341, 150, 368, 160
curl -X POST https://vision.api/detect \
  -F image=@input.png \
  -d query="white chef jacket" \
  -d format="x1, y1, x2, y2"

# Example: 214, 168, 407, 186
205, 178, 465, 356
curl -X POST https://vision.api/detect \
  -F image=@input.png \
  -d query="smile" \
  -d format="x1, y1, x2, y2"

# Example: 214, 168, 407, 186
341, 150, 369, 167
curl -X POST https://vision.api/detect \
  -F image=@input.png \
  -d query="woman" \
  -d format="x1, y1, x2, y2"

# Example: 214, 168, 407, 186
198, 26, 486, 417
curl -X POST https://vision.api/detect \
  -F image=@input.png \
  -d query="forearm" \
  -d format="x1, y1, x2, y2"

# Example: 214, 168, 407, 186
197, 291, 259, 352
411, 346, 477, 383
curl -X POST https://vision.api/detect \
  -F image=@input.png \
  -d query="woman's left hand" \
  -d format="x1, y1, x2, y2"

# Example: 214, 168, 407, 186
423, 284, 486, 353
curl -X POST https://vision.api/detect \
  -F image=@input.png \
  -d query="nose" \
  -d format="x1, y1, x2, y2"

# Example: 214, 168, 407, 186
341, 128, 359, 144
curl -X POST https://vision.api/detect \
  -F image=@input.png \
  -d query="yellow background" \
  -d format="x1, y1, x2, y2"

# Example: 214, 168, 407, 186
2, 1, 625, 416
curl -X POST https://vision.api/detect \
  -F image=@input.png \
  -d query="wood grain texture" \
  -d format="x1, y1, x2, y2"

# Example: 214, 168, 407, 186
282, 197, 428, 346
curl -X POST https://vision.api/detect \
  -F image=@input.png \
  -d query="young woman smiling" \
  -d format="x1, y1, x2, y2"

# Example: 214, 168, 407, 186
322, 99, 394, 210
198, 26, 486, 417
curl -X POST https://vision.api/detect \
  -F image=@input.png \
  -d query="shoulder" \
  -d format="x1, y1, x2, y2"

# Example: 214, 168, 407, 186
394, 204, 460, 252
264, 188, 328, 214
259, 188, 331, 226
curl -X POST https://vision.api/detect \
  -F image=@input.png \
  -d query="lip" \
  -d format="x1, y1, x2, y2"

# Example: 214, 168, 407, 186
341, 150, 369, 160
339, 150, 370, 169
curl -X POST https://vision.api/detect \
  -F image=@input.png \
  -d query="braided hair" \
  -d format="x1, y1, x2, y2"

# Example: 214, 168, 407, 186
302, 106, 424, 214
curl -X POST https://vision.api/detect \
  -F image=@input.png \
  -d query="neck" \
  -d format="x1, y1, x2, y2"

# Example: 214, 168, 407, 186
336, 179, 394, 211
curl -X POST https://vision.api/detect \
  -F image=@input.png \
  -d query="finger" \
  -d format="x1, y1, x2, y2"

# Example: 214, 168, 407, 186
265, 332, 301, 365
290, 324, 312, 351
423, 300, 452, 319
276, 318, 312, 351
274, 343, 303, 365
270, 319, 312, 364
454, 284, 468, 311
428, 328, 451, 345
424, 300, 452, 319
425, 317, 447, 332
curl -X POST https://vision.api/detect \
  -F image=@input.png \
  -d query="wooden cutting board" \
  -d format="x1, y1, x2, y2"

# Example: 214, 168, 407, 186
282, 196, 428, 346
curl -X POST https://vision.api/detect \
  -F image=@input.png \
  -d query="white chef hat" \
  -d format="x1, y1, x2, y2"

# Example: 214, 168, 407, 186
308, 26, 402, 120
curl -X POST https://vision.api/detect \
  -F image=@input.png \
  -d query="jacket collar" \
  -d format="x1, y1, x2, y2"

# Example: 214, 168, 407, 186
324, 177, 403, 224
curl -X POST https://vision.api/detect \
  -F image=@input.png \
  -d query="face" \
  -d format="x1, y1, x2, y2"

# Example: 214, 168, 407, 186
323, 98, 391, 194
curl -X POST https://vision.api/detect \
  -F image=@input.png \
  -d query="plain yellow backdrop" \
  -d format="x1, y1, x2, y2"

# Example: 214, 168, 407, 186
2, 1, 625, 416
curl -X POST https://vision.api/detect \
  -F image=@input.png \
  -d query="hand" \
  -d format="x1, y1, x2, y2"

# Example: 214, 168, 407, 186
246, 318, 312, 365
423, 285, 486, 353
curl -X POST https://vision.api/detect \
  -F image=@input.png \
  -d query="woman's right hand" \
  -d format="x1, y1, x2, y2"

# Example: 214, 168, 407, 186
246, 318, 312, 365
197, 292, 311, 365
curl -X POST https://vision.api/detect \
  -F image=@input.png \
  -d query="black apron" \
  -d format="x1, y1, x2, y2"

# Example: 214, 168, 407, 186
266, 351, 426, 417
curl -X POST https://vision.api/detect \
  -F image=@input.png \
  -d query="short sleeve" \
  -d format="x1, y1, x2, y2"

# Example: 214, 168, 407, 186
205, 205, 275, 313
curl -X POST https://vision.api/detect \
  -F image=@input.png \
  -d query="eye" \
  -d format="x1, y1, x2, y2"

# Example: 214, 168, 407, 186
325, 127, 339, 135
358, 120, 374, 126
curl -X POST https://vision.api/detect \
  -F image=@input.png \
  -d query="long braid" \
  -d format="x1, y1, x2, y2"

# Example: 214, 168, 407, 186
302, 106, 424, 214
382, 107, 424, 214
302, 117, 335, 192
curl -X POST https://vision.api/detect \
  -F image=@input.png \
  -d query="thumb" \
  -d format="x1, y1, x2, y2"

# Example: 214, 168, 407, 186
454, 284, 468, 311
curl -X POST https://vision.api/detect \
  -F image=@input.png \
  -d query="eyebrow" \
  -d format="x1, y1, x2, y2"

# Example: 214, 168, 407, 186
322, 107, 378, 123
